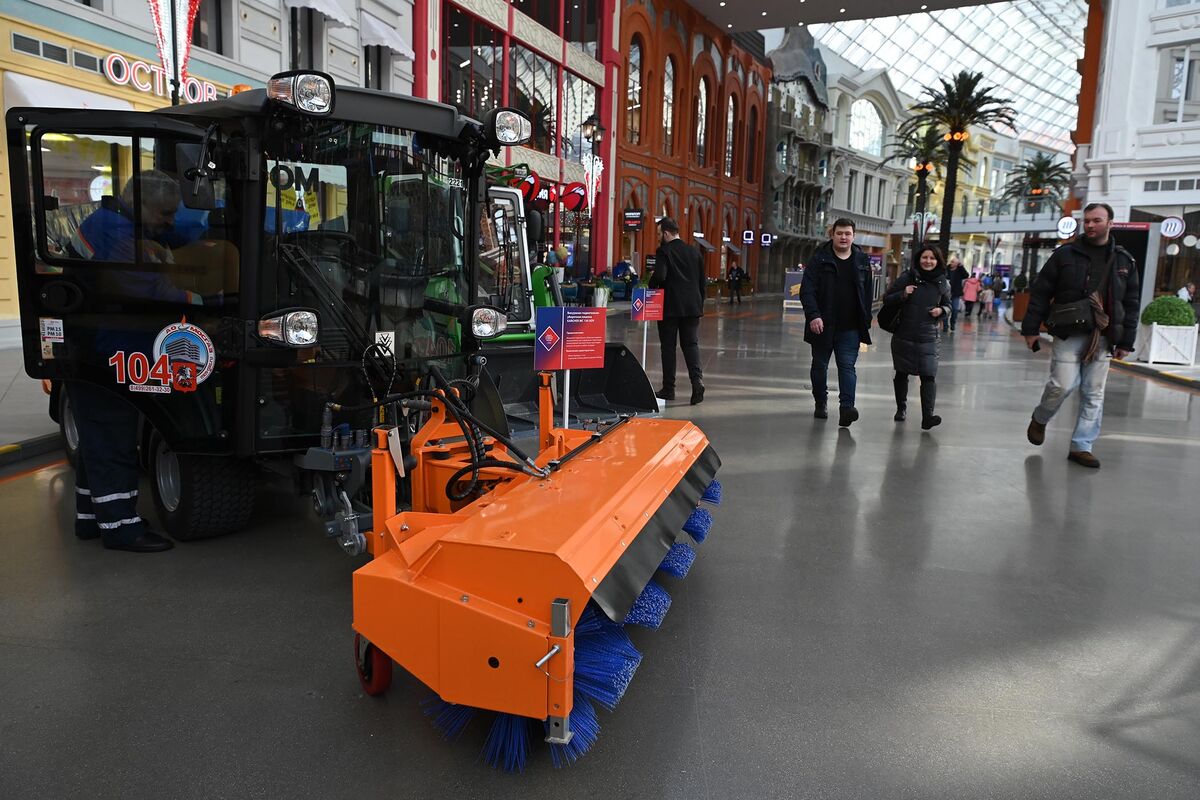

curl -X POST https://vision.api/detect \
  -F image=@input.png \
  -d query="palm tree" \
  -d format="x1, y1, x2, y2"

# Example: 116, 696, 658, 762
883, 125, 974, 244
1000, 152, 1072, 214
900, 71, 1017, 254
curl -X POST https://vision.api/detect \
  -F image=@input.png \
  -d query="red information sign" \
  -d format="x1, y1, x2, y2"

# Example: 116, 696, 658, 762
536, 307, 606, 370
631, 287, 665, 322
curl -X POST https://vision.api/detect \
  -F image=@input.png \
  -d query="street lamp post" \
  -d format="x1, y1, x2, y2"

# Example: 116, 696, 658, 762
580, 114, 605, 280
912, 160, 933, 244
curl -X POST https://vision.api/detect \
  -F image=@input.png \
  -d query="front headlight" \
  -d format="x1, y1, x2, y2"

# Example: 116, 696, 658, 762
470, 307, 508, 339
259, 310, 319, 346
267, 71, 334, 115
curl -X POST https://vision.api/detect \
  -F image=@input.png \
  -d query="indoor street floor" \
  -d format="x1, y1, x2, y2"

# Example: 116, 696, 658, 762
2, 299, 1199, 798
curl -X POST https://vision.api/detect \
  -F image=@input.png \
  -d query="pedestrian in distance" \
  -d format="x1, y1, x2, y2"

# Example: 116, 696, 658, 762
944, 257, 969, 333
649, 217, 706, 405
881, 245, 951, 429
979, 284, 995, 320
800, 218, 874, 427
727, 262, 747, 305
1022, 202, 1140, 469
962, 273, 982, 319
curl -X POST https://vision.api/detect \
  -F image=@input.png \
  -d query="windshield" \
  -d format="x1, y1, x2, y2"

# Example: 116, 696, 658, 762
260, 120, 469, 362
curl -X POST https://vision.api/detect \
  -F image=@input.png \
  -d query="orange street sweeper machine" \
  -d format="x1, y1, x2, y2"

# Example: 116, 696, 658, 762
350, 370, 721, 770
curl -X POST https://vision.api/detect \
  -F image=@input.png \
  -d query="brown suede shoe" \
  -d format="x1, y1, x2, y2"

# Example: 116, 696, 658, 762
1068, 451, 1101, 469
1027, 415, 1046, 446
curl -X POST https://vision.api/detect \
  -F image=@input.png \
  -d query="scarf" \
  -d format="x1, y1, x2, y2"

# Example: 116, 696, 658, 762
1083, 290, 1110, 363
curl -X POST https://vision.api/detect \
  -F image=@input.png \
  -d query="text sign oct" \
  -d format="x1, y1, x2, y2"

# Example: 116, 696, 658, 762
631, 287, 665, 322
535, 307, 606, 371
622, 209, 645, 231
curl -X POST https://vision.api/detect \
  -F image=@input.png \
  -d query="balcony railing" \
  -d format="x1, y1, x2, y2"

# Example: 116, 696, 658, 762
897, 199, 1062, 227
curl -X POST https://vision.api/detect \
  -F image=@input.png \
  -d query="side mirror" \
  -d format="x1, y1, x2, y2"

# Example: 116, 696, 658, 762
526, 209, 544, 244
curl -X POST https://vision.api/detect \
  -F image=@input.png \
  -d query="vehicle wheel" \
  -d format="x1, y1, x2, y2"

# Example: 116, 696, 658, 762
355, 633, 392, 696
59, 390, 80, 470
150, 436, 256, 541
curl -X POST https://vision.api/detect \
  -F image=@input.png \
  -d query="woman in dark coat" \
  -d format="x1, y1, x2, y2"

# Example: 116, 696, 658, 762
882, 245, 952, 429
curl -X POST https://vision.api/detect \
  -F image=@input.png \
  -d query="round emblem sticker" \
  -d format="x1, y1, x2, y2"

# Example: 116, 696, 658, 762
153, 321, 214, 393
1161, 216, 1185, 239
1056, 216, 1079, 239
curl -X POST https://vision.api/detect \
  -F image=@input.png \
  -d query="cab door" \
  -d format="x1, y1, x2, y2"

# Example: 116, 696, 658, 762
5, 108, 242, 454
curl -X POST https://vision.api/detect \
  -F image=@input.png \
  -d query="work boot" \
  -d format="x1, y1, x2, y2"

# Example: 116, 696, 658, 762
655, 386, 675, 401
1027, 415, 1046, 446
838, 406, 859, 427
690, 382, 705, 405
103, 529, 174, 553
1068, 451, 1101, 469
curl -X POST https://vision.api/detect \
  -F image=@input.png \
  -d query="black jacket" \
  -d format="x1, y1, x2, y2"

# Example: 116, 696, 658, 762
883, 267, 952, 376
800, 242, 874, 346
650, 238, 706, 318
1021, 239, 1141, 351
947, 264, 969, 298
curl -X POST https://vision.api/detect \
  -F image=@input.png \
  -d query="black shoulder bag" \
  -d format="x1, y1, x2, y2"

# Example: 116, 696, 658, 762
1046, 253, 1113, 336
877, 271, 911, 333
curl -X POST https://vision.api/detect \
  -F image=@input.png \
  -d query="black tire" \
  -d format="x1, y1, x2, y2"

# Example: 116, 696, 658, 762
59, 389, 80, 470
150, 436, 256, 541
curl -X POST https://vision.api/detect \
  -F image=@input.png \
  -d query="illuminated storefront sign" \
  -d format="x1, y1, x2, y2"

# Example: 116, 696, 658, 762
102, 53, 219, 103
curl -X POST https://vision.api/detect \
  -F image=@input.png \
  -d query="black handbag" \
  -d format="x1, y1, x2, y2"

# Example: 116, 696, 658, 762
1046, 254, 1112, 336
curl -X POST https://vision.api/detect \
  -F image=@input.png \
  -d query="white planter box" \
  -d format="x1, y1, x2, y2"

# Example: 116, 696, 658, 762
1137, 323, 1199, 365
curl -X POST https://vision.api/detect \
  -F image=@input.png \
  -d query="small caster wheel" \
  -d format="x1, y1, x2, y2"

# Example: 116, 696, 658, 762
355, 632, 392, 696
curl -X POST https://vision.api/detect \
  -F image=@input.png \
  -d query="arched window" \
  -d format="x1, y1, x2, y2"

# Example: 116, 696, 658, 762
625, 37, 643, 145
663, 57, 676, 156
848, 99, 884, 156
724, 96, 737, 177
746, 106, 759, 182
695, 77, 709, 166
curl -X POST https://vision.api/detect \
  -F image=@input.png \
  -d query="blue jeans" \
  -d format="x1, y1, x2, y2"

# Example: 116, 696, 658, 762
810, 330, 861, 408
1033, 335, 1112, 453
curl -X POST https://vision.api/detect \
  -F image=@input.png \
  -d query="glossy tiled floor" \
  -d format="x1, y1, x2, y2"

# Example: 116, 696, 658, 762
2, 299, 1199, 798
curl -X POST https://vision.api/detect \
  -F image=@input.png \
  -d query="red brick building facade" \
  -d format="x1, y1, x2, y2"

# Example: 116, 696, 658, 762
614, 0, 770, 284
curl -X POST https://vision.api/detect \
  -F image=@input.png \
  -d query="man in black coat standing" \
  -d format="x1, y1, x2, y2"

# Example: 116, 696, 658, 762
649, 217, 707, 404
800, 218, 874, 426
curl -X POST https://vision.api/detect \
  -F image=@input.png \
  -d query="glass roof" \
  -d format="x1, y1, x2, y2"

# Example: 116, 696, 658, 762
808, 0, 1086, 153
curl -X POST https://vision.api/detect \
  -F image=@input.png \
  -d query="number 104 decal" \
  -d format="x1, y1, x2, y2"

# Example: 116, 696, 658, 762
109, 319, 215, 394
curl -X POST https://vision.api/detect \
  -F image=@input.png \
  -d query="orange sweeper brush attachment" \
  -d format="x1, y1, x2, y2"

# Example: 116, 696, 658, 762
350, 373, 721, 770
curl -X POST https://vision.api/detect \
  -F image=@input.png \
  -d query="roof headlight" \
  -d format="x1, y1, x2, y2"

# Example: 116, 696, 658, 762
267, 71, 335, 115
486, 108, 532, 147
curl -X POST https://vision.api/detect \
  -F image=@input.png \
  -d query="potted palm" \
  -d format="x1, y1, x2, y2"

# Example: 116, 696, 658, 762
1011, 273, 1031, 322
1137, 296, 1198, 365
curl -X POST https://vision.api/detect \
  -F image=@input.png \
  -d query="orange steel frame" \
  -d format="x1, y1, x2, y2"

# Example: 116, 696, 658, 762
356, 373, 711, 723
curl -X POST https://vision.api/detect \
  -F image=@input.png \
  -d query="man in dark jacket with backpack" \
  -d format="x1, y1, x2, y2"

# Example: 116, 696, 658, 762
800, 218, 874, 426
649, 217, 706, 405
1021, 202, 1140, 469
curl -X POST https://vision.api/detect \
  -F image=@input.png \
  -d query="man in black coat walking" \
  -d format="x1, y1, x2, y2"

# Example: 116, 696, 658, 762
1021, 202, 1140, 469
649, 217, 706, 404
944, 257, 969, 333
800, 218, 874, 426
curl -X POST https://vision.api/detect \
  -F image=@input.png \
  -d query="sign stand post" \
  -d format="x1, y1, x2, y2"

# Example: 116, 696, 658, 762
535, 306, 606, 432
563, 369, 571, 429
631, 285, 665, 372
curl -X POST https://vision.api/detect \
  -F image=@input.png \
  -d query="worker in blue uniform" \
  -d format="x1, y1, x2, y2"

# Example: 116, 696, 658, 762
68, 169, 203, 552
